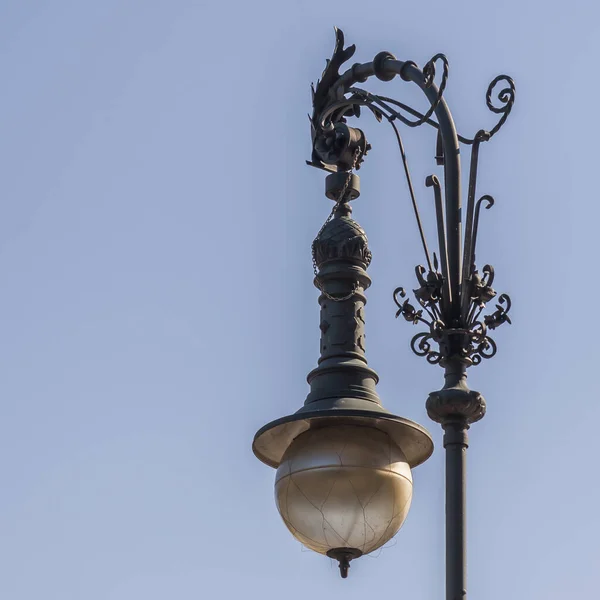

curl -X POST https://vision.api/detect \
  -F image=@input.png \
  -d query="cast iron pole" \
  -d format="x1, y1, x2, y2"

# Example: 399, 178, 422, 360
444, 419, 468, 600
427, 360, 485, 600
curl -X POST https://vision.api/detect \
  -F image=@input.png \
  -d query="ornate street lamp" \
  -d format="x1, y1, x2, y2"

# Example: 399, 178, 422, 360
252, 28, 515, 595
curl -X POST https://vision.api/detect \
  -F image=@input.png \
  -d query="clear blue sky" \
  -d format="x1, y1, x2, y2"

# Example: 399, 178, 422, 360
0, 1, 598, 599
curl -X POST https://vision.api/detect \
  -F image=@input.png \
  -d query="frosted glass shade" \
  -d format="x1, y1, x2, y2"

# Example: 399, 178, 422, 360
274, 425, 413, 555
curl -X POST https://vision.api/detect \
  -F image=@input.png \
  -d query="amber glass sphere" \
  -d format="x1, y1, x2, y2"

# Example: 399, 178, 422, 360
274, 425, 413, 555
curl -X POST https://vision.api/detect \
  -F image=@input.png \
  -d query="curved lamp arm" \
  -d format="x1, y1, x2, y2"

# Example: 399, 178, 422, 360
328, 58, 463, 317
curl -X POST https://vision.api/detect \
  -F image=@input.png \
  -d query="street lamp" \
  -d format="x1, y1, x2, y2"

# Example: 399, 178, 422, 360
252, 28, 515, 595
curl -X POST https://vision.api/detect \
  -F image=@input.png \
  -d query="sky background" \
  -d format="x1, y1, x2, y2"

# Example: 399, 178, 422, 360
0, 1, 598, 599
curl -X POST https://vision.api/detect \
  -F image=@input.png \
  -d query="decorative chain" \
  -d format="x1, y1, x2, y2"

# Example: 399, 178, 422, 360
319, 286, 360, 303
311, 146, 362, 302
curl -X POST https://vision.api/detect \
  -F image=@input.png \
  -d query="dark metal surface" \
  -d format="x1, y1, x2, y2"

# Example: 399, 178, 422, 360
327, 548, 363, 578
303, 27, 516, 595
253, 194, 433, 472
325, 171, 360, 201
308, 30, 514, 364
253, 27, 515, 590
444, 421, 468, 600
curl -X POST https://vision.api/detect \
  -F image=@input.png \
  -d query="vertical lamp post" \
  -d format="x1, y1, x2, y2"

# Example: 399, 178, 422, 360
252, 28, 515, 596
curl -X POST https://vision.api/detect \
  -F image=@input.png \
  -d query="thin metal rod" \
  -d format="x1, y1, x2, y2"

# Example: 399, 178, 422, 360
443, 419, 468, 600
389, 118, 433, 272
460, 133, 484, 321
471, 195, 495, 270
350, 90, 491, 146
426, 174, 451, 309
385, 60, 462, 322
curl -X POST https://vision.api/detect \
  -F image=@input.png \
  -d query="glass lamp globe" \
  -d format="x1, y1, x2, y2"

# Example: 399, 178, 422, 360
275, 424, 413, 574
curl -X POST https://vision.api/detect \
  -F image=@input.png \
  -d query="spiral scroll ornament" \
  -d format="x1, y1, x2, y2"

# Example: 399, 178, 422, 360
485, 75, 516, 138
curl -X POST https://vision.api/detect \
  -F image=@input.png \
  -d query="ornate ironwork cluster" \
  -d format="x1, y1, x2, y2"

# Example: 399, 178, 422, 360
393, 284, 512, 366
309, 28, 515, 368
